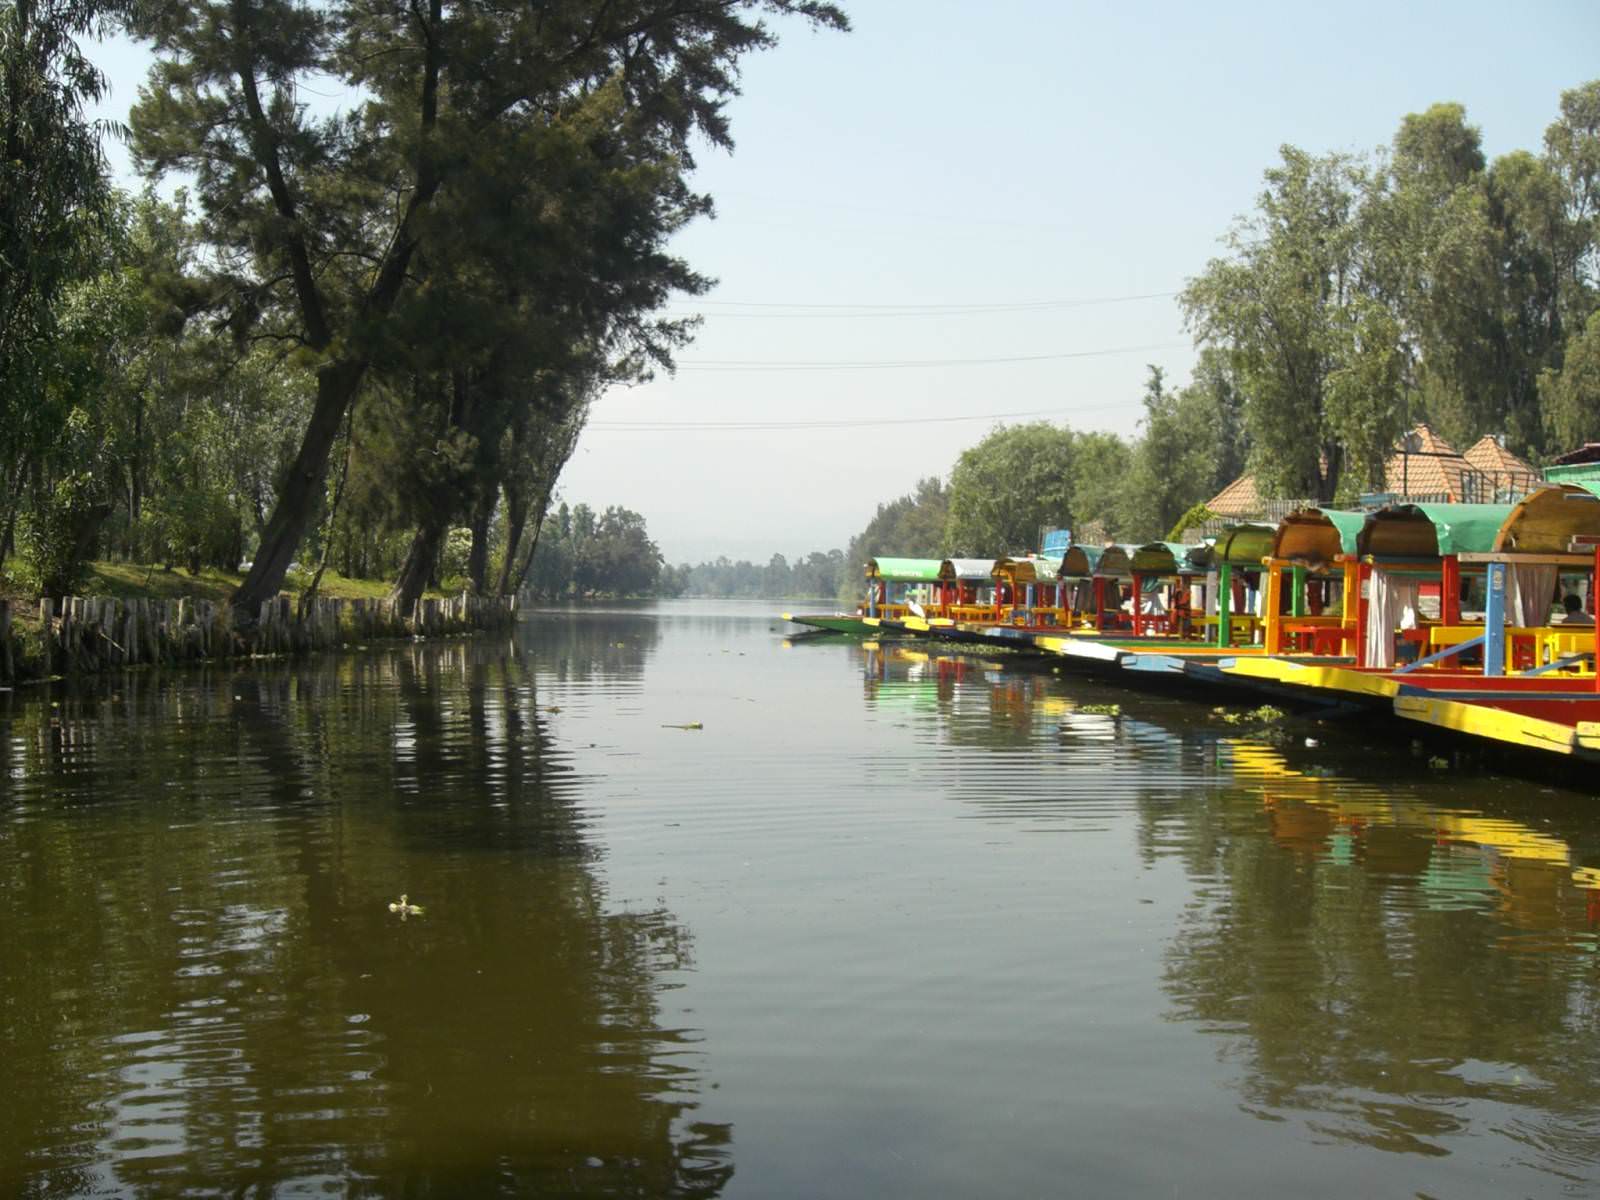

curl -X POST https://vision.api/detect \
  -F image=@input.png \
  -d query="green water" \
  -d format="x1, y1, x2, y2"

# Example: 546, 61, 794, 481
2, 600, 1597, 1196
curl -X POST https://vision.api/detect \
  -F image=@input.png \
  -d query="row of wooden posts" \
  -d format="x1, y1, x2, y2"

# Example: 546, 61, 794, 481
0, 591, 518, 683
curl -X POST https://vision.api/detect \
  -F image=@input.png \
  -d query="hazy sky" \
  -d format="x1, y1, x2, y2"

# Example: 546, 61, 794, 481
90, 1, 1599, 564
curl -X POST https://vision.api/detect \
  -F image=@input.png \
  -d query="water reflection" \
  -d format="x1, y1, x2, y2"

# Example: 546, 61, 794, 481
0, 640, 727, 1197
854, 637, 1600, 1180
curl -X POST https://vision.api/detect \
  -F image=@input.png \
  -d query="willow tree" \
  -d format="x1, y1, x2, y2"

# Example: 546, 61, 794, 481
129, 0, 847, 619
0, 0, 127, 559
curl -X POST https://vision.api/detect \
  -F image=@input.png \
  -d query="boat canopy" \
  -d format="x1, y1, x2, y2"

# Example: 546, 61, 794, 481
1129, 541, 1207, 575
1358, 503, 1515, 560
1211, 523, 1277, 568
1491, 484, 1600, 554
1096, 545, 1135, 577
940, 557, 999, 582
993, 556, 1061, 584
1272, 508, 1366, 569
865, 557, 944, 582
1059, 545, 1104, 577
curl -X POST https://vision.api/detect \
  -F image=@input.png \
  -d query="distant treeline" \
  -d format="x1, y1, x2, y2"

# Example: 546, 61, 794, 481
672, 551, 847, 599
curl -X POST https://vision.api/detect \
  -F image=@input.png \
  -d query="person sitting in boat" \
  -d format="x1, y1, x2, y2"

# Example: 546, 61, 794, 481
1560, 593, 1594, 625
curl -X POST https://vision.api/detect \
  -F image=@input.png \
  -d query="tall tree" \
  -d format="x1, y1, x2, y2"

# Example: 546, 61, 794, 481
0, 0, 125, 559
128, 0, 847, 619
1182, 146, 1405, 502
942, 423, 1076, 556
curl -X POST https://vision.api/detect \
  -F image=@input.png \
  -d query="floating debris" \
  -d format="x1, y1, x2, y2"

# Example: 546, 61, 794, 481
387, 894, 425, 919
1078, 703, 1122, 717
661, 722, 704, 730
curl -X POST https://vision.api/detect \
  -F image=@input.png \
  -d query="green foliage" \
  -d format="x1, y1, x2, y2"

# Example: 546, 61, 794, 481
528, 503, 665, 599
943, 424, 1077, 556
1166, 504, 1218, 542
0, 0, 124, 508
16, 470, 111, 597
1540, 309, 1600, 447
838, 477, 947, 600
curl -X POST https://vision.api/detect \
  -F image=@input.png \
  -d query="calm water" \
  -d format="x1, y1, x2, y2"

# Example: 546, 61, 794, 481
2, 599, 1598, 1197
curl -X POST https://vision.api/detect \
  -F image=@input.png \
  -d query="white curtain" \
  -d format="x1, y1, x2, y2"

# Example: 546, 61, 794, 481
1204, 570, 1218, 616
1507, 563, 1558, 627
1365, 568, 1422, 669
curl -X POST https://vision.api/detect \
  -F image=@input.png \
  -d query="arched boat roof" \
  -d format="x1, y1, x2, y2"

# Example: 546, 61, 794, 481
993, 556, 1062, 584
1129, 541, 1209, 574
865, 557, 944, 582
1358, 503, 1515, 560
940, 557, 1000, 582
1059, 544, 1103, 577
1272, 508, 1366, 569
1492, 484, 1600, 553
1212, 523, 1278, 568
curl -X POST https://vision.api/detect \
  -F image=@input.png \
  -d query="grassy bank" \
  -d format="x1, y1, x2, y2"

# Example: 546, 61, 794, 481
0, 562, 448, 608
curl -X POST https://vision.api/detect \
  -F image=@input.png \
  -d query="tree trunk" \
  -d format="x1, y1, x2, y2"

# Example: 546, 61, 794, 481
466, 490, 494, 595
389, 515, 447, 614
495, 478, 528, 597
232, 359, 365, 620
512, 486, 559, 595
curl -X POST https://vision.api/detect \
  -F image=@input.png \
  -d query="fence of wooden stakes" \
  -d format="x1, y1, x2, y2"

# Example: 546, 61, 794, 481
0, 592, 518, 684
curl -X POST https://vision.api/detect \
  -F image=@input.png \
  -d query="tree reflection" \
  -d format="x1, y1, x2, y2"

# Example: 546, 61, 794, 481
0, 638, 728, 1197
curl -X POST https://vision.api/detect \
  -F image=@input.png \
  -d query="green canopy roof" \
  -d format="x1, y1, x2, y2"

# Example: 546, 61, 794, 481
1273, 508, 1366, 567
940, 557, 999, 582
1359, 503, 1515, 559
865, 557, 944, 582
1213, 523, 1277, 567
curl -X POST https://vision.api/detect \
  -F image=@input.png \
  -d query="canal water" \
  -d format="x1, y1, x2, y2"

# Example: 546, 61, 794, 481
2, 599, 1598, 1197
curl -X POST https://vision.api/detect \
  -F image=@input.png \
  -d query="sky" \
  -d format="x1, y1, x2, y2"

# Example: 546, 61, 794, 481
89, 0, 1600, 564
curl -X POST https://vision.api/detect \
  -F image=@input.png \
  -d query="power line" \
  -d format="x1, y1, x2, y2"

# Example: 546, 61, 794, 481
667, 290, 1179, 318
589, 402, 1132, 433
673, 341, 1186, 372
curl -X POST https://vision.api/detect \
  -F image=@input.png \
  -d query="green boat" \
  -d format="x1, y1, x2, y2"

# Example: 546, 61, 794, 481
782, 556, 944, 635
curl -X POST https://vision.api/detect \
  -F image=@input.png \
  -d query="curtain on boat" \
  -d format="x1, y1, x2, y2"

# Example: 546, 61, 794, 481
1365, 569, 1421, 669
1204, 570, 1218, 616
1507, 563, 1558, 627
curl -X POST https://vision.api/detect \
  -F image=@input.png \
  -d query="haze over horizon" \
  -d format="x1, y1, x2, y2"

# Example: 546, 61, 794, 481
91, 0, 1600, 564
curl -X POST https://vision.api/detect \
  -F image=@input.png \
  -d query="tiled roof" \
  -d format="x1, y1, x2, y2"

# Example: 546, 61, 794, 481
1205, 473, 1262, 517
1384, 423, 1479, 501
1551, 442, 1600, 466
1462, 435, 1538, 481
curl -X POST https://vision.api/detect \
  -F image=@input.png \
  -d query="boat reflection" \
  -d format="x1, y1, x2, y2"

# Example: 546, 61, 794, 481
852, 641, 1600, 1169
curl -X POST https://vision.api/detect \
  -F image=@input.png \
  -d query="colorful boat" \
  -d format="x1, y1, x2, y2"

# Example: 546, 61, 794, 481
782, 556, 943, 634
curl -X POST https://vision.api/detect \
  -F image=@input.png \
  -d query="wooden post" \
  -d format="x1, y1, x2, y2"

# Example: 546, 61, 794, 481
1483, 560, 1507, 677
1262, 560, 1283, 654
1441, 554, 1461, 626
1215, 562, 1232, 649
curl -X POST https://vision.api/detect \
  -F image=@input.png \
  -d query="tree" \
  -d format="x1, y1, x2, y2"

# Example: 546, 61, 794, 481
942, 423, 1076, 556
128, 0, 848, 618
1182, 146, 1403, 502
1120, 366, 1220, 541
0, 0, 126, 558
1540, 309, 1600, 449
